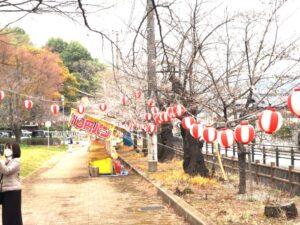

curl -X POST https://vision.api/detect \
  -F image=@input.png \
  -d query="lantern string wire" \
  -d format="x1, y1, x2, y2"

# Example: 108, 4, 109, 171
0, 88, 283, 129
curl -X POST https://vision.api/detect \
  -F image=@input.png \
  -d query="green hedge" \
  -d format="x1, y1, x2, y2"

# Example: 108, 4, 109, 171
23, 138, 61, 146
0, 138, 16, 145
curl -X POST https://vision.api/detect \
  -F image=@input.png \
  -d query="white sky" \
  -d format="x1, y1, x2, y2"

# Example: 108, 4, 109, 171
1, 0, 300, 64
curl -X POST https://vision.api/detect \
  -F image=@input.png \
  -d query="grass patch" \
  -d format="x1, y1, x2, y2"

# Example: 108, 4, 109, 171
20, 144, 66, 178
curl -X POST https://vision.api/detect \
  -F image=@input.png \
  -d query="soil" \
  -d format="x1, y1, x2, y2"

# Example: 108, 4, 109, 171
119, 149, 300, 225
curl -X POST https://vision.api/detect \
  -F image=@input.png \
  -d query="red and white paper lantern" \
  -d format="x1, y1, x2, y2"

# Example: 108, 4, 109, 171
258, 108, 283, 134
147, 99, 155, 108
288, 88, 300, 117
202, 126, 217, 143
154, 114, 162, 125
134, 90, 142, 99
173, 104, 185, 117
147, 123, 157, 134
77, 105, 85, 114
99, 103, 107, 111
121, 96, 128, 106
145, 113, 152, 121
234, 121, 255, 144
51, 104, 60, 114
23, 100, 33, 110
0, 91, 5, 101
189, 124, 203, 140
150, 106, 159, 115
159, 112, 171, 123
167, 106, 175, 118
217, 128, 235, 148
182, 116, 196, 130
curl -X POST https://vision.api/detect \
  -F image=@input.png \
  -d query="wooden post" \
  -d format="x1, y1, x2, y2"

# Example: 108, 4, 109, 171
248, 150, 253, 195
270, 162, 275, 188
255, 160, 260, 184
231, 156, 234, 173
289, 165, 294, 196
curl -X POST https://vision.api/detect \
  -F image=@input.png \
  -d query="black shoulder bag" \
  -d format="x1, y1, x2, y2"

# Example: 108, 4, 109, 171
0, 174, 3, 204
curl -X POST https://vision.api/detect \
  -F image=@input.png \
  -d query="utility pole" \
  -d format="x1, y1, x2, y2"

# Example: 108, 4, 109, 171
147, 0, 158, 172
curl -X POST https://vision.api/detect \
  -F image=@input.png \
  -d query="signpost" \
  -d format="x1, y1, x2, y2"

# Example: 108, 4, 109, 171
45, 121, 51, 148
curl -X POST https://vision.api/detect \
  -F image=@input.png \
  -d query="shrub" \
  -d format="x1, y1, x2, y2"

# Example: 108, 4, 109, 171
23, 138, 61, 146
0, 138, 16, 144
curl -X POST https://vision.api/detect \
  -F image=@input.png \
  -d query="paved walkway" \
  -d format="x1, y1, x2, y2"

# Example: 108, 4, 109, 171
15, 147, 187, 225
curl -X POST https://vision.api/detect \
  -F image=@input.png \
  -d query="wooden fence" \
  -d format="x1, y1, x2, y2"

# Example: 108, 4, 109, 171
202, 152, 300, 195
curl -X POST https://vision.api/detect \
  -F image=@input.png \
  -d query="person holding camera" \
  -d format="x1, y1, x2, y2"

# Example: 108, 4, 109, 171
0, 142, 23, 225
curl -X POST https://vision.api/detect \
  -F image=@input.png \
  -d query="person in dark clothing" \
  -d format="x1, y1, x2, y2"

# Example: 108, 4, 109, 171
0, 142, 22, 225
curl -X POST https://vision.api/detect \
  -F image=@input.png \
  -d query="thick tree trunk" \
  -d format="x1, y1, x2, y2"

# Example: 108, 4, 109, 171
158, 123, 175, 162
13, 125, 21, 143
133, 130, 138, 151
181, 125, 209, 177
237, 143, 247, 194
142, 130, 148, 157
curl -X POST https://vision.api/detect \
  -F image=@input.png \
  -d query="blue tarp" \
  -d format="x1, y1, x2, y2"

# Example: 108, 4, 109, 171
123, 132, 133, 146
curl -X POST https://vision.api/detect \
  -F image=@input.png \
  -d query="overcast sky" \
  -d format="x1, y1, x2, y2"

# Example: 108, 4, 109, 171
1, 0, 300, 65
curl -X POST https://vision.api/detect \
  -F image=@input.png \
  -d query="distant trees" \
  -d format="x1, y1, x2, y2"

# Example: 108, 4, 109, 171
0, 29, 67, 141
46, 38, 105, 95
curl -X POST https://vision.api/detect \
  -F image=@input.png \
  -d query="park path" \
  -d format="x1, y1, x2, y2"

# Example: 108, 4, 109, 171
12, 146, 187, 225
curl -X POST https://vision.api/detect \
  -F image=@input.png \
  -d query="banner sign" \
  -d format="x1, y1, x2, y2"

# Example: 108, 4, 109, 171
68, 109, 115, 140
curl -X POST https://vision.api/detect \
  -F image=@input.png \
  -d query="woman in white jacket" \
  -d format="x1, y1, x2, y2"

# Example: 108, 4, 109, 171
0, 142, 22, 225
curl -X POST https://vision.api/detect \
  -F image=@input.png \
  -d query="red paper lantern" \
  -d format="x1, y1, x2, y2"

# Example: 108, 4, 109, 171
51, 104, 60, 114
144, 113, 152, 121
202, 126, 217, 143
189, 124, 203, 140
173, 104, 185, 117
288, 88, 300, 117
77, 105, 85, 114
148, 99, 155, 107
150, 106, 159, 115
0, 91, 5, 101
99, 103, 107, 111
23, 100, 33, 110
234, 121, 255, 144
182, 116, 196, 129
258, 108, 282, 134
147, 123, 157, 134
154, 114, 162, 125
159, 112, 171, 123
121, 96, 128, 105
167, 106, 175, 118
217, 128, 235, 148
134, 90, 142, 99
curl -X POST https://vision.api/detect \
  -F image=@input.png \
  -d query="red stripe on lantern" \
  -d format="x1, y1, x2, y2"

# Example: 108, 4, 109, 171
23, 100, 33, 110
217, 128, 234, 148
121, 96, 128, 105
77, 105, 85, 114
202, 126, 217, 143
51, 104, 60, 114
145, 113, 152, 121
0, 91, 5, 101
99, 103, 107, 111
258, 108, 282, 134
147, 99, 155, 107
182, 116, 196, 129
288, 88, 300, 117
234, 121, 255, 144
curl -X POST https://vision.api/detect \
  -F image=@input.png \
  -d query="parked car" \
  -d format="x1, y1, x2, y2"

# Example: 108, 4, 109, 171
0, 130, 15, 138
32, 130, 51, 138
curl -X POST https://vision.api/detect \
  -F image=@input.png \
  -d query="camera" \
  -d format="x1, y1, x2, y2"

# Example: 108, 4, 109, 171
0, 144, 4, 156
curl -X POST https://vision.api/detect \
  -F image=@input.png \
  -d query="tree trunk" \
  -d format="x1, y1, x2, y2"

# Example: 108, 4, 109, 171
181, 125, 209, 177
237, 143, 247, 194
142, 130, 148, 157
133, 130, 138, 151
158, 123, 175, 162
13, 124, 21, 143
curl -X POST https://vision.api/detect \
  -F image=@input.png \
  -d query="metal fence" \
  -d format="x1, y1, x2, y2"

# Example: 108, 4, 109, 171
203, 143, 300, 170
